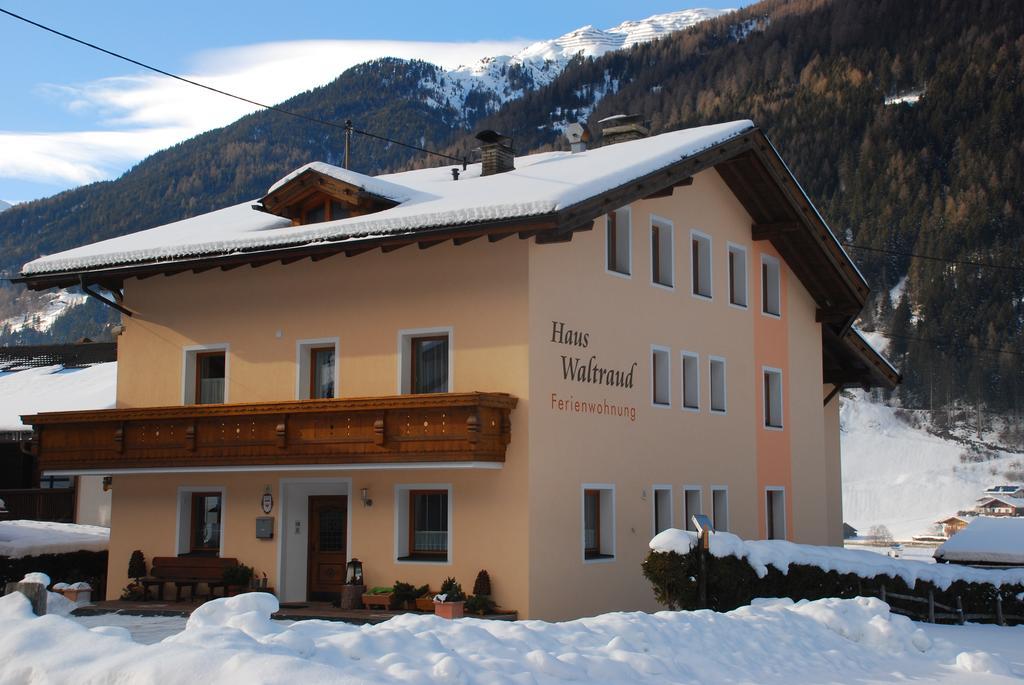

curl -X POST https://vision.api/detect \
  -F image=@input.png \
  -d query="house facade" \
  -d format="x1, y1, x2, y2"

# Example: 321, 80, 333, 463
17, 120, 896, 620
975, 497, 1024, 517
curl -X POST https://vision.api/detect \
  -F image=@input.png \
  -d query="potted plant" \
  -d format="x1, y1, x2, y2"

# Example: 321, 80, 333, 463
362, 585, 395, 610
222, 563, 255, 594
414, 586, 436, 612
434, 577, 465, 619
121, 550, 147, 600
465, 570, 496, 616
392, 581, 426, 610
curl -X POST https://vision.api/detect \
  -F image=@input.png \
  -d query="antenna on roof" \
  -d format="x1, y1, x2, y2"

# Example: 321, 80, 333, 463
344, 120, 353, 170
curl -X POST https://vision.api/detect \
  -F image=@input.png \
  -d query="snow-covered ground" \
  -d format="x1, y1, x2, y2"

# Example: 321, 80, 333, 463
841, 392, 1023, 541
1, 591, 1020, 684
0, 520, 109, 558
847, 542, 939, 564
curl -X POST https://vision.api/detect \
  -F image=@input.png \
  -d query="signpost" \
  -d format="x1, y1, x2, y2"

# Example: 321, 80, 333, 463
691, 514, 714, 609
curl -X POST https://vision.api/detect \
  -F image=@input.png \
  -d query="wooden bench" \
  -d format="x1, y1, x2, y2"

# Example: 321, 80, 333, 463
141, 556, 240, 601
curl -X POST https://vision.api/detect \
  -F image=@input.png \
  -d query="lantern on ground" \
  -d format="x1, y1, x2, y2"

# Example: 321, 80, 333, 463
346, 557, 363, 585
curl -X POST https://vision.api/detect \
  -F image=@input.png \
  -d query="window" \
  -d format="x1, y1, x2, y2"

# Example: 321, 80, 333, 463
651, 346, 671, 407
766, 488, 786, 539
39, 475, 73, 489
400, 329, 452, 394
650, 217, 674, 288
653, 486, 672, 535
681, 352, 699, 411
709, 357, 727, 414
712, 487, 729, 532
298, 340, 338, 399
691, 231, 712, 298
298, 196, 353, 226
395, 485, 451, 563
606, 207, 631, 276
190, 492, 222, 554
762, 254, 781, 316
583, 485, 615, 561
683, 487, 702, 532
196, 352, 226, 404
728, 243, 748, 307
764, 368, 783, 429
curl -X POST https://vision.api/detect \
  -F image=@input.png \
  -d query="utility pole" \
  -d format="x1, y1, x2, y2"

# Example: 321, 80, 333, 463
344, 119, 353, 170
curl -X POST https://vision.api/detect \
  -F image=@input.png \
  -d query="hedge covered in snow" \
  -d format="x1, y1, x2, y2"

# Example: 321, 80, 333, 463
0, 550, 107, 595
643, 530, 1024, 624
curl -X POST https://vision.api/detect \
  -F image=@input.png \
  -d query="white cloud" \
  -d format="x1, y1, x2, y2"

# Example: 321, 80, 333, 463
2, 38, 529, 192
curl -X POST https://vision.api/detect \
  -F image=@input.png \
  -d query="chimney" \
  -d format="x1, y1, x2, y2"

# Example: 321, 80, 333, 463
598, 114, 649, 145
475, 130, 514, 176
564, 122, 591, 153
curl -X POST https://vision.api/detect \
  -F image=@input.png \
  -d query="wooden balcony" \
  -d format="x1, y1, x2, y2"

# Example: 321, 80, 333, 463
22, 393, 518, 473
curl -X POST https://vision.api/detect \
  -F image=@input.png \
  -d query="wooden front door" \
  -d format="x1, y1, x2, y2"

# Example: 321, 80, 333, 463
307, 495, 347, 601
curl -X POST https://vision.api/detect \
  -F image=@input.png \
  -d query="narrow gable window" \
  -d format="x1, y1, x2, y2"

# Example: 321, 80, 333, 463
681, 352, 700, 411
709, 357, 727, 414
728, 244, 748, 307
309, 347, 336, 399
606, 207, 631, 276
651, 346, 671, 407
766, 488, 786, 539
651, 218, 674, 288
194, 351, 226, 405
583, 486, 615, 561
762, 254, 781, 316
411, 335, 449, 394
691, 231, 712, 298
683, 487, 702, 531
712, 487, 729, 532
764, 368, 783, 429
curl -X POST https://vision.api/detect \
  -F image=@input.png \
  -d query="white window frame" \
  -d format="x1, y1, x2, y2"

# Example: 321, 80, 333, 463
652, 484, 673, 536
683, 485, 703, 532
727, 242, 748, 309
394, 483, 453, 565
582, 483, 616, 563
709, 355, 727, 415
650, 215, 674, 290
690, 230, 713, 300
681, 351, 700, 412
711, 485, 729, 532
766, 486, 787, 540
605, 206, 632, 278
398, 327, 454, 394
761, 254, 782, 318
651, 345, 672, 408
296, 337, 340, 400
182, 343, 229, 406
175, 485, 226, 557
763, 366, 784, 430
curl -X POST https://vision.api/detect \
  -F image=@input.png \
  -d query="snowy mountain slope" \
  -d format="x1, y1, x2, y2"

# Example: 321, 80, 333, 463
420, 9, 730, 121
1, 289, 87, 334
841, 393, 1023, 540
0, 200, 11, 213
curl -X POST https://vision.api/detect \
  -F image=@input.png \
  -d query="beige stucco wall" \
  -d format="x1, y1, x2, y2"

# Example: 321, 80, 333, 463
75, 475, 111, 527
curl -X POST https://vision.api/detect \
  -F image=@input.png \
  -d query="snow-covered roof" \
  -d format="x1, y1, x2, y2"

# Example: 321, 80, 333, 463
977, 496, 1024, 508
265, 161, 420, 201
0, 363, 117, 433
21, 121, 754, 276
935, 517, 1024, 565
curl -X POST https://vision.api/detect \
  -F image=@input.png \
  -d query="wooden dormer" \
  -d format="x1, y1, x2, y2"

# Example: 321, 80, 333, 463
258, 167, 399, 226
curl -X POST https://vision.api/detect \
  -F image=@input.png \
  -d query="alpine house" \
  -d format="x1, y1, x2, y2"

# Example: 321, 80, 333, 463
15, 119, 898, 620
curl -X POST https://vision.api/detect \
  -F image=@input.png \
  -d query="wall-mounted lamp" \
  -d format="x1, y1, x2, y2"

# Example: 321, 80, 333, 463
102, 476, 113, 492
360, 487, 373, 508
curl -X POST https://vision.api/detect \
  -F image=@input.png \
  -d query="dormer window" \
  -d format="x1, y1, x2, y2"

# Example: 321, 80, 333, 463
259, 164, 399, 227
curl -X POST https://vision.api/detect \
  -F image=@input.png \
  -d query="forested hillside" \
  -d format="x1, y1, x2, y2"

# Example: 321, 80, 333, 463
2, 0, 1022, 436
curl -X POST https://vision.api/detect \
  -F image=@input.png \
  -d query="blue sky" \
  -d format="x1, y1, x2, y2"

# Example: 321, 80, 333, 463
1, 1, 743, 203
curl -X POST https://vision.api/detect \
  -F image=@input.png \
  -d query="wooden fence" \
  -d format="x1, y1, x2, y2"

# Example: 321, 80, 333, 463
0, 488, 75, 522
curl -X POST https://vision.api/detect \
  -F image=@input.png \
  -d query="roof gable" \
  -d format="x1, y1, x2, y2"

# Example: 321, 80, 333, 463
259, 164, 403, 226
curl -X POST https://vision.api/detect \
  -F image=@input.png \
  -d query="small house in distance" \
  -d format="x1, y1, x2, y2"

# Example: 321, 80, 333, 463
934, 517, 1024, 567
15, 119, 897, 619
975, 496, 1024, 518
935, 515, 970, 539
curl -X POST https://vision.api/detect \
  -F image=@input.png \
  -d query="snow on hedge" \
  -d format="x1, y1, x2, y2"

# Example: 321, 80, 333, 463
936, 517, 1024, 565
2, 590, 1017, 684
0, 520, 109, 558
650, 529, 1024, 591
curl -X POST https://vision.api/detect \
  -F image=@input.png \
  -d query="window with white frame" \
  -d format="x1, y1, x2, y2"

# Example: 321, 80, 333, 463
709, 357, 727, 414
683, 487, 702, 531
653, 486, 672, 535
691, 231, 712, 298
583, 485, 615, 561
400, 329, 451, 394
651, 346, 671, 407
762, 254, 781, 316
712, 487, 729, 532
651, 218, 674, 288
681, 352, 700, 411
176, 487, 224, 556
766, 488, 786, 539
297, 339, 338, 400
606, 207, 631, 276
728, 244, 748, 307
183, 346, 227, 405
764, 368, 783, 429
395, 484, 451, 562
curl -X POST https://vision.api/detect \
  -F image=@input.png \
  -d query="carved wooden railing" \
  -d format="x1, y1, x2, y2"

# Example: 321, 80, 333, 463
22, 393, 517, 472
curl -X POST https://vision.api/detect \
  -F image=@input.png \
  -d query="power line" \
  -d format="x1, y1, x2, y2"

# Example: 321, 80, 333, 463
0, 7, 466, 166
844, 243, 1024, 274
871, 330, 1024, 358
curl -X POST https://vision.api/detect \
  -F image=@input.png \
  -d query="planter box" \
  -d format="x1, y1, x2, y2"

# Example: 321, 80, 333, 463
61, 588, 91, 603
415, 596, 435, 612
434, 600, 464, 620
362, 593, 393, 610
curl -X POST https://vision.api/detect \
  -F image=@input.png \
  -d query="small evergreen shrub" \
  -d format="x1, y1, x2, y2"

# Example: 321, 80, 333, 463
472, 569, 492, 597
127, 550, 147, 582
439, 576, 465, 602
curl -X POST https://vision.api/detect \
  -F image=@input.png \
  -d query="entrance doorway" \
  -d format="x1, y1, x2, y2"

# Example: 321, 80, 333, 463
307, 495, 347, 601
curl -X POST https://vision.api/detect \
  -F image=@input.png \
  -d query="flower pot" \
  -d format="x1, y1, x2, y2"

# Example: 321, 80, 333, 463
362, 592, 394, 610
434, 601, 464, 620
415, 596, 435, 612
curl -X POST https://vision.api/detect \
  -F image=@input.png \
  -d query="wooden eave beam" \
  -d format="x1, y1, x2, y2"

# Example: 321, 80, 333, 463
752, 222, 802, 241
